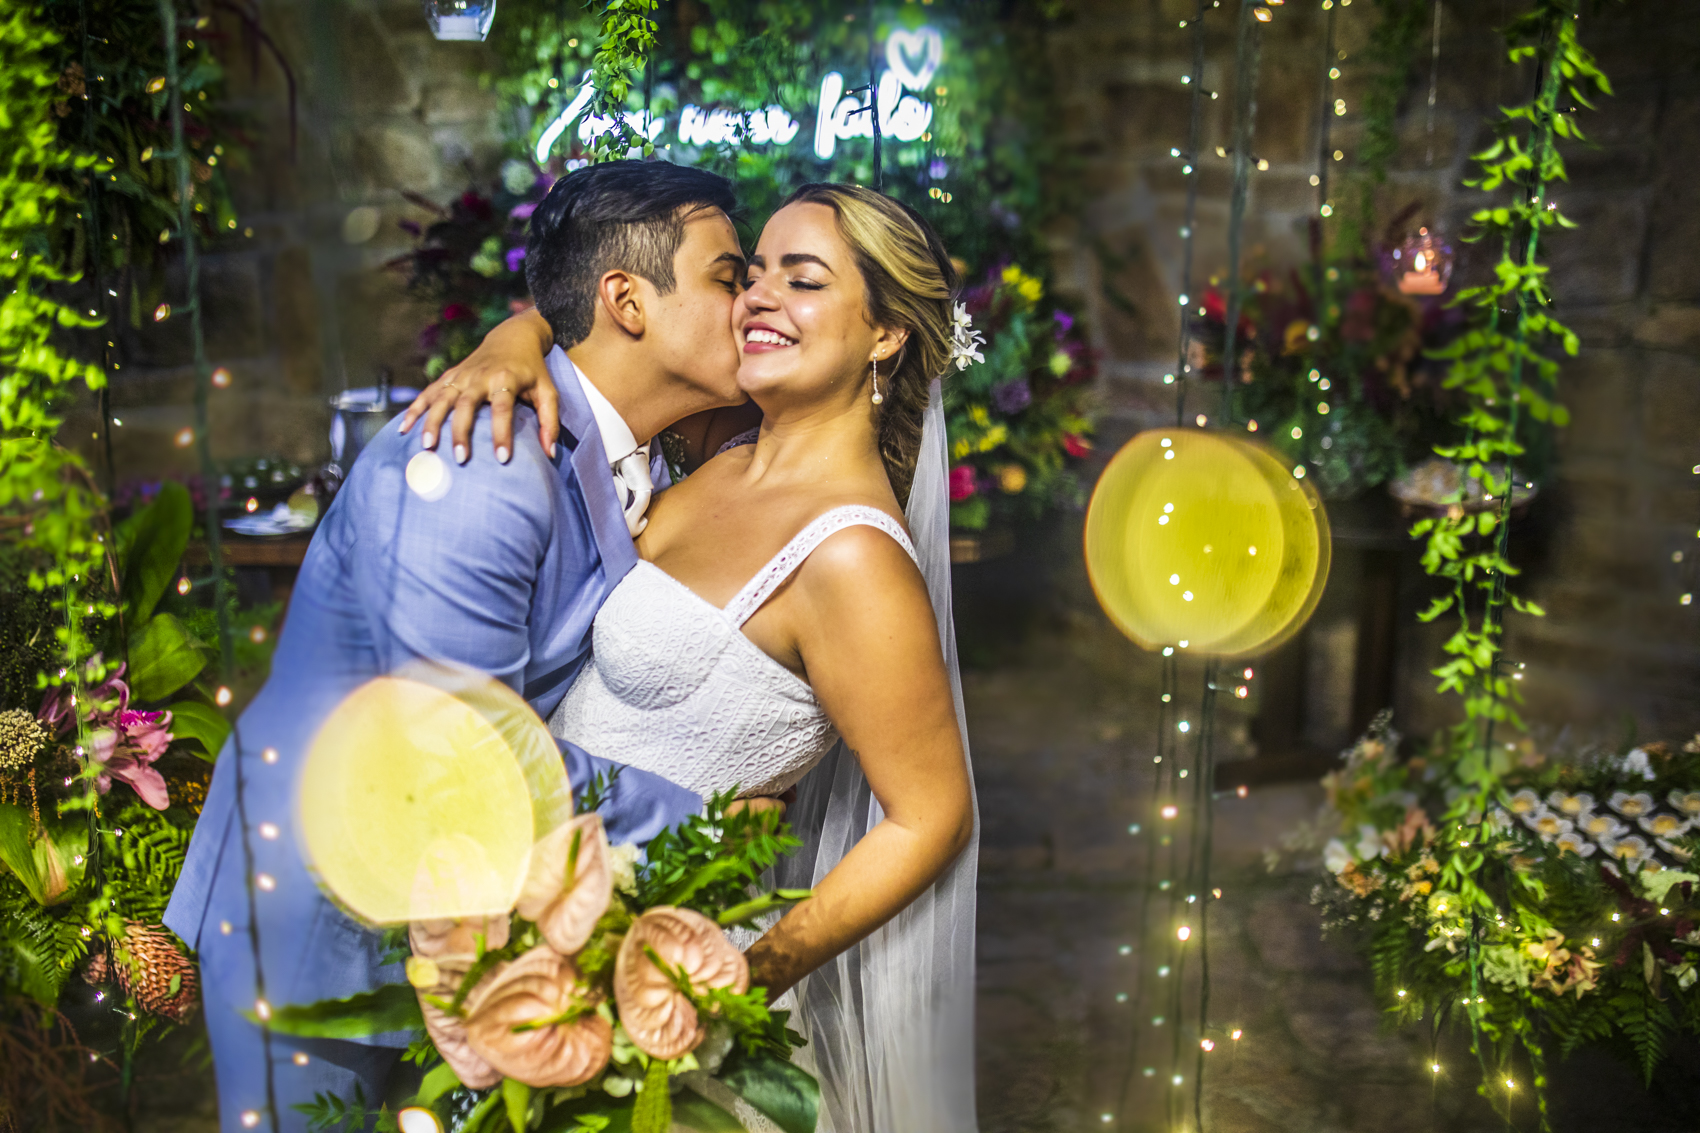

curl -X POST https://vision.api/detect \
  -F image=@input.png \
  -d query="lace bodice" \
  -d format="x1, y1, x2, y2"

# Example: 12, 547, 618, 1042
549, 506, 917, 801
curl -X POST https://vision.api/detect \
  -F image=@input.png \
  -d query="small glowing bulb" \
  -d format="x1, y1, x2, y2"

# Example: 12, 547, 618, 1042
1195, 413, 1207, 427
216, 686, 233, 706
1505, 1079, 1515, 1090
241, 1111, 261, 1129
259, 822, 279, 840
1612, 913, 1620, 922
220, 920, 232, 935
254, 999, 271, 1021
211, 366, 232, 388
249, 625, 268, 644
1177, 721, 1190, 733
174, 427, 195, 447
177, 576, 192, 595
1161, 693, 1171, 703
1397, 989, 1406, 997
1160, 437, 1172, 448
1234, 685, 1249, 698
1231, 1029, 1243, 1040
1201, 1038, 1216, 1051
1161, 805, 1179, 819
1291, 426, 1303, 439
246, 497, 259, 513
1432, 1063, 1441, 1074
294, 1052, 311, 1067
1592, 938, 1601, 947
1235, 785, 1248, 798
1177, 925, 1191, 941
256, 873, 276, 891
262, 747, 279, 764
154, 303, 171, 322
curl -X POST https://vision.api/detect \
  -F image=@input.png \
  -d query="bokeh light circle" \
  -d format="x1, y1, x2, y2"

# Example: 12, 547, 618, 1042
297, 663, 575, 925
1084, 429, 1331, 657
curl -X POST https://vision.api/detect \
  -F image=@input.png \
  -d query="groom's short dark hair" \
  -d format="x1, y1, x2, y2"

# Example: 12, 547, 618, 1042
525, 160, 738, 349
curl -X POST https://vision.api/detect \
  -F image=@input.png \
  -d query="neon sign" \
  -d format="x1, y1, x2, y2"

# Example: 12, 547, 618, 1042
534, 25, 943, 164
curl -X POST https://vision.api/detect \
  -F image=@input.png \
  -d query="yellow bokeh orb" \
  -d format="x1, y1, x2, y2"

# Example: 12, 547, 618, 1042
297, 663, 575, 925
1084, 429, 1330, 657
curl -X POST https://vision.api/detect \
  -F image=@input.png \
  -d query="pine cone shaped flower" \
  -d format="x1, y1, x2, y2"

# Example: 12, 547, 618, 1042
0, 709, 47, 772
109, 922, 200, 1024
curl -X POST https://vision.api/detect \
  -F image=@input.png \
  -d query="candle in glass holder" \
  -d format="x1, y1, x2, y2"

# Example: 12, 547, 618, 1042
1395, 227, 1452, 296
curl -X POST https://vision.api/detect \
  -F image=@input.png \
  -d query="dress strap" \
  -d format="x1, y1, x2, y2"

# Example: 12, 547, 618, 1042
723, 505, 918, 627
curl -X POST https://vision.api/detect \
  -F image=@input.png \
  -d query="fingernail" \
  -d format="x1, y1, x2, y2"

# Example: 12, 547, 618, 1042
398, 417, 412, 434
496, 446, 510, 465
454, 444, 468, 464
548, 442, 558, 459
423, 432, 435, 449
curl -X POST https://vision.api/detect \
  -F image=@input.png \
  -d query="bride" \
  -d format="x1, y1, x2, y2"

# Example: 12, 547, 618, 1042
414, 183, 981, 1132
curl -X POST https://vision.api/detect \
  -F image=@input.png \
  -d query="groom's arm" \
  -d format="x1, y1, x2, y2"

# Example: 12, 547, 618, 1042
348, 414, 568, 688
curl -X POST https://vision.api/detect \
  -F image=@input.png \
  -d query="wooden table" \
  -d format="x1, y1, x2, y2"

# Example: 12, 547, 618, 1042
184, 535, 313, 607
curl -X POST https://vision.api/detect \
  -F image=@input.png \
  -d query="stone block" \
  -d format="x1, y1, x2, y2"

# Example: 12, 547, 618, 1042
341, 123, 441, 194
339, 11, 422, 116
1647, 96, 1700, 302
419, 69, 500, 126
1542, 189, 1648, 306
201, 256, 267, 361
1100, 81, 1199, 154
1634, 303, 1700, 353
1088, 229, 1183, 365
1556, 350, 1637, 457
273, 245, 324, 396
1642, 350, 1700, 455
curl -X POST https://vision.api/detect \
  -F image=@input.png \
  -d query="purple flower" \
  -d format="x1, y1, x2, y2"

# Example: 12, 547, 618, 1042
505, 246, 528, 272
929, 159, 949, 180
399, 219, 422, 237
509, 201, 538, 221
992, 379, 1032, 415
1053, 310, 1075, 337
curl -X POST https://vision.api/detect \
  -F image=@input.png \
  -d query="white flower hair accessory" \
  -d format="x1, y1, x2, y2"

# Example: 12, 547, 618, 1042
948, 302, 986, 372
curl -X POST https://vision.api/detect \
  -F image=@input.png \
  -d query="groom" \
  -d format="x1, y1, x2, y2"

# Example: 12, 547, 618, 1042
165, 161, 754, 1130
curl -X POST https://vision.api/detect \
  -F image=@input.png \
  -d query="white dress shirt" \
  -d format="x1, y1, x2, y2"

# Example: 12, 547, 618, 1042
568, 358, 653, 537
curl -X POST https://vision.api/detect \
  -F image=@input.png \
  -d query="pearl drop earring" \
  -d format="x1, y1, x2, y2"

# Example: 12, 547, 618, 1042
871, 355, 884, 405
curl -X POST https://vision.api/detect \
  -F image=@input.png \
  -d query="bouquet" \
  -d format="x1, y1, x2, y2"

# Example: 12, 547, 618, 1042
1297, 713, 1700, 1107
280, 787, 818, 1133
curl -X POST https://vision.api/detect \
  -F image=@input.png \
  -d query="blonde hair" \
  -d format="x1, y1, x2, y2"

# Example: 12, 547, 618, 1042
782, 183, 958, 504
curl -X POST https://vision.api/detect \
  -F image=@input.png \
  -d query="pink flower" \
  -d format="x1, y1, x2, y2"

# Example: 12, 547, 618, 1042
442, 303, 474, 322
1063, 434, 1093, 459
88, 708, 173, 810
516, 815, 612, 957
949, 465, 977, 502
614, 907, 749, 1060
464, 945, 612, 1087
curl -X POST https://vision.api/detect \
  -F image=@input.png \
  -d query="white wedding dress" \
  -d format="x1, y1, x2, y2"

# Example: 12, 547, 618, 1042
549, 506, 916, 802
552, 382, 979, 1133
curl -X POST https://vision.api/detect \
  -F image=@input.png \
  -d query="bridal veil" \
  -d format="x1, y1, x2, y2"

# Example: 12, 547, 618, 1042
771, 378, 980, 1132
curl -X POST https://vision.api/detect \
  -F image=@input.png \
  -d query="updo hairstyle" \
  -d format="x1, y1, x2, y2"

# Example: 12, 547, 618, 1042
781, 183, 958, 505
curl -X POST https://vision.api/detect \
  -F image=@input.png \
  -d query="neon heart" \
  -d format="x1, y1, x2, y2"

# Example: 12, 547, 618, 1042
886, 27, 942, 93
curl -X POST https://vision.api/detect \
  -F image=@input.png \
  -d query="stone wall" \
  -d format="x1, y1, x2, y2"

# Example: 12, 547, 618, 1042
1046, 0, 1700, 745
88, 0, 504, 481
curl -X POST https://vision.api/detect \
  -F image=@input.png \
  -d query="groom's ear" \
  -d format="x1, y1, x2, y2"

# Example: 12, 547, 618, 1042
594, 269, 648, 340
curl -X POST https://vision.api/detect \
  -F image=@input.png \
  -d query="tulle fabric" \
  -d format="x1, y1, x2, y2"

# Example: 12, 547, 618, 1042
770, 379, 979, 1132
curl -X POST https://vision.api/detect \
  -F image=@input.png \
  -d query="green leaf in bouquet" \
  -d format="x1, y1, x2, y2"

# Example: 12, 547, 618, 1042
716, 889, 812, 929
166, 699, 230, 760
127, 612, 208, 703
718, 1052, 820, 1133
416, 1060, 462, 1105
669, 1093, 746, 1133
253, 982, 425, 1039
114, 480, 193, 629
502, 1077, 534, 1133
630, 1058, 673, 1133
0, 802, 89, 906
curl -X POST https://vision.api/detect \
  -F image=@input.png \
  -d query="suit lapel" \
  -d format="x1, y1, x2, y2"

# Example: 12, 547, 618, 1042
549, 348, 639, 582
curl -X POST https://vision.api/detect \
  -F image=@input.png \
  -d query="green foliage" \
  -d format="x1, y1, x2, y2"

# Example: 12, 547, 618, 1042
585, 0, 661, 161
1413, 0, 1606, 776
0, 7, 110, 683
259, 983, 426, 1040
636, 789, 800, 916
294, 1080, 384, 1133
715, 1050, 821, 1133
1332, 0, 1431, 258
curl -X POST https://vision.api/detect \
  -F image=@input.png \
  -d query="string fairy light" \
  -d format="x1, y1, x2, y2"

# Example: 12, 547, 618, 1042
159, 2, 275, 1128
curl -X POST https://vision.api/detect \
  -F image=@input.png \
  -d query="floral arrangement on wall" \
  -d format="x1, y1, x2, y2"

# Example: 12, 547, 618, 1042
946, 264, 1095, 531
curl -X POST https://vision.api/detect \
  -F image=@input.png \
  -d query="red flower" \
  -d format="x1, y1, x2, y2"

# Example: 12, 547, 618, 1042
1063, 434, 1093, 459
441, 303, 474, 322
949, 465, 977, 502
1203, 289, 1227, 322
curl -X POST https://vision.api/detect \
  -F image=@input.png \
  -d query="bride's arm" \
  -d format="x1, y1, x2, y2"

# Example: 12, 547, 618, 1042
742, 528, 974, 997
399, 307, 557, 462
